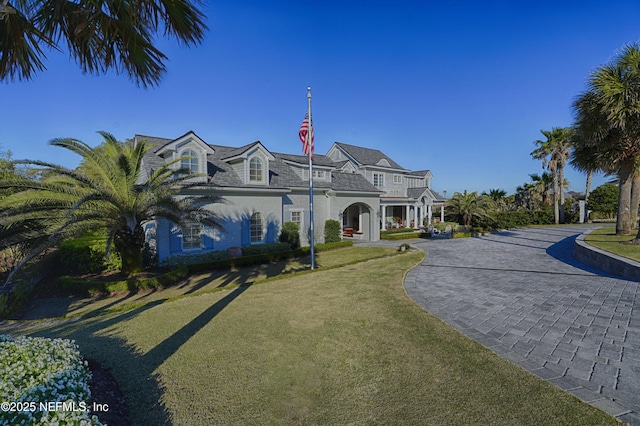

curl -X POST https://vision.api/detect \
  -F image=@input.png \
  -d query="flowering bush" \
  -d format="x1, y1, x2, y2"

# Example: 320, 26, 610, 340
0, 335, 102, 425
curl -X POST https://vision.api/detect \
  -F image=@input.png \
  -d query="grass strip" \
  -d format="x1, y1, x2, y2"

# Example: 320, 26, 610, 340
584, 226, 640, 262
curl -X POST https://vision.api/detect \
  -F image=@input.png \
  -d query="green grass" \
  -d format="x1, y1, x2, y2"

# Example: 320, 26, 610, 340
0, 247, 617, 425
585, 226, 640, 262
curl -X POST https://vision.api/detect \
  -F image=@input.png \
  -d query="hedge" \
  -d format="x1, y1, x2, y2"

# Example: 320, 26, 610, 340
381, 228, 418, 235
59, 266, 189, 296
58, 241, 354, 296
381, 232, 431, 240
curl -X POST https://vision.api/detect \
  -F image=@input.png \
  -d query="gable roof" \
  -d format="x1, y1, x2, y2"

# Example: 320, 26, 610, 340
139, 134, 383, 194
332, 142, 405, 170
407, 169, 433, 178
214, 141, 275, 161
147, 130, 214, 157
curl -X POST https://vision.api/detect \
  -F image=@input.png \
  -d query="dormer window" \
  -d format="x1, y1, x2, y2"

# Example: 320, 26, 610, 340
249, 157, 263, 182
180, 149, 199, 174
373, 173, 385, 187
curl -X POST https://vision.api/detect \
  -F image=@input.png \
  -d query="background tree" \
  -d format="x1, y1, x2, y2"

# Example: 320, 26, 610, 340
531, 127, 573, 224
0, 0, 207, 86
529, 172, 554, 207
587, 183, 619, 219
446, 190, 495, 227
0, 149, 16, 198
572, 44, 640, 236
0, 132, 221, 283
484, 188, 507, 212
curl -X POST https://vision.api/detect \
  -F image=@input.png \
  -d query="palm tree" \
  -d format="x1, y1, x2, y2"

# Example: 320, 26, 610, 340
446, 190, 495, 227
531, 127, 573, 224
0, 132, 221, 283
485, 188, 507, 212
572, 44, 640, 236
529, 172, 554, 207
0, 0, 207, 86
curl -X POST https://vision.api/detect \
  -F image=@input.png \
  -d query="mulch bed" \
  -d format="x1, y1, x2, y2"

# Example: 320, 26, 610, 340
87, 358, 130, 425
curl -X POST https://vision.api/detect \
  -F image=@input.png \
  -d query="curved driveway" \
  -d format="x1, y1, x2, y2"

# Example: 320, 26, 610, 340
406, 226, 640, 424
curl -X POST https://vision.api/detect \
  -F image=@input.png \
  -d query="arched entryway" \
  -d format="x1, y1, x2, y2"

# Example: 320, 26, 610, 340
341, 202, 373, 240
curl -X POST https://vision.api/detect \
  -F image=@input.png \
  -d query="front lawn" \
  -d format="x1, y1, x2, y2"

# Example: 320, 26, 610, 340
585, 226, 640, 262
0, 247, 616, 425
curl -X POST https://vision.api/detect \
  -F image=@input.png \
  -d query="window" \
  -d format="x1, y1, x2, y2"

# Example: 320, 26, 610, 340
393, 174, 403, 184
373, 173, 385, 187
183, 223, 202, 249
291, 210, 302, 227
249, 157, 263, 182
250, 212, 264, 242
312, 170, 326, 179
407, 177, 423, 188
180, 149, 199, 174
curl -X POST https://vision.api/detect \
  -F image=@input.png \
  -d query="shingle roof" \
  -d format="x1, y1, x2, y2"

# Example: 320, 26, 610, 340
407, 187, 446, 202
333, 142, 405, 170
408, 169, 431, 177
139, 134, 403, 194
207, 155, 244, 187
135, 135, 170, 183
268, 157, 305, 188
213, 142, 260, 160
273, 152, 338, 167
331, 172, 382, 193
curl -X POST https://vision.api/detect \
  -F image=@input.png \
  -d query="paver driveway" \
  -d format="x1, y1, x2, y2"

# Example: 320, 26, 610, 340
406, 226, 640, 424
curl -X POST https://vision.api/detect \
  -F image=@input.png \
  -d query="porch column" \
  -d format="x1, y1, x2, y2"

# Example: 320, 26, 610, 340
413, 204, 418, 228
405, 205, 410, 227
440, 205, 445, 222
428, 204, 433, 225
380, 205, 386, 230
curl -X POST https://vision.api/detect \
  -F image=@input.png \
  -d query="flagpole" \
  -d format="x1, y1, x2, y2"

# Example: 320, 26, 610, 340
307, 86, 315, 270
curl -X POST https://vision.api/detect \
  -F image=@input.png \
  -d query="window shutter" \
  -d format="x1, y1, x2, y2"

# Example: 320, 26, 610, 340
169, 227, 182, 253
241, 216, 250, 245
203, 228, 214, 249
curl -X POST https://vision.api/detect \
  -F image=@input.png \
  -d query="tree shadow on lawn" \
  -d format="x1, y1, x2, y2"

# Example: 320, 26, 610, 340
181, 257, 310, 295
30, 283, 253, 425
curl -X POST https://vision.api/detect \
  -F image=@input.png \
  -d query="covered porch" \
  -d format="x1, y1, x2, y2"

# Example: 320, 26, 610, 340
380, 197, 445, 230
340, 202, 375, 240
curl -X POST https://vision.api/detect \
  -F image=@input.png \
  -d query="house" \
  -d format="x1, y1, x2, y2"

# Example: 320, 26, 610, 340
137, 131, 445, 263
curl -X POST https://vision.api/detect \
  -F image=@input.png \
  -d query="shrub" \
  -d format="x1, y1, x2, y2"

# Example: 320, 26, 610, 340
279, 222, 301, 249
380, 228, 414, 235
324, 219, 341, 243
489, 210, 554, 230
160, 249, 229, 268
0, 335, 101, 425
452, 231, 472, 239
241, 242, 292, 256
58, 235, 121, 274
381, 232, 429, 240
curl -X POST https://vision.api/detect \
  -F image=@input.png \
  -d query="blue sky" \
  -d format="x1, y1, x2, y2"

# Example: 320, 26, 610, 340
2, 1, 639, 196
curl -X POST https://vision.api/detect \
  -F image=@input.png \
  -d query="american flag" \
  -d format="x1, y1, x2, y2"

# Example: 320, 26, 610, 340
298, 112, 314, 157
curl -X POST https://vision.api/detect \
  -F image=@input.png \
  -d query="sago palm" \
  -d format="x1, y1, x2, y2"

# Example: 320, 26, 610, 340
0, 132, 221, 283
446, 190, 495, 227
